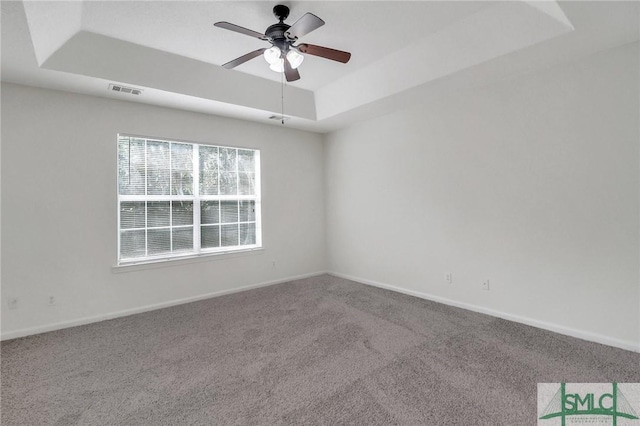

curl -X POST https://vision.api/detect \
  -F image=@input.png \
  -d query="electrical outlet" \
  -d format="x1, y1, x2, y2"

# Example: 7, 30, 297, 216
47, 296, 56, 306
272, 260, 276, 268
7, 297, 18, 309
445, 273, 452, 284
482, 280, 490, 291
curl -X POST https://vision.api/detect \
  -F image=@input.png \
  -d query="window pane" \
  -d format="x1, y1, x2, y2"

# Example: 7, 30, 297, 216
120, 201, 145, 229
147, 140, 170, 195
220, 148, 237, 171
239, 200, 255, 222
171, 143, 193, 196
220, 201, 238, 223
238, 172, 254, 195
238, 150, 255, 173
148, 229, 170, 255
120, 230, 145, 258
148, 201, 170, 227
240, 223, 256, 245
201, 201, 219, 224
172, 228, 193, 252
201, 225, 220, 248
172, 201, 193, 226
220, 171, 238, 195
118, 137, 145, 195
199, 146, 218, 195
219, 148, 237, 195
221, 224, 238, 247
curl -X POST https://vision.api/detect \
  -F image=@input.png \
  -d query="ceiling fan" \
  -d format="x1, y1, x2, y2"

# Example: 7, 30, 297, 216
214, 5, 351, 82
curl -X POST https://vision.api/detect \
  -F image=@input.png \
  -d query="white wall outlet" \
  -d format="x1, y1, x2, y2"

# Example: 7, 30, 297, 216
482, 280, 490, 291
7, 297, 18, 309
445, 273, 452, 283
47, 296, 56, 306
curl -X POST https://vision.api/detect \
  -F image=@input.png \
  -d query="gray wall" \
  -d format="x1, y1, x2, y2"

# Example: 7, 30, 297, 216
325, 43, 639, 349
1, 83, 326, 337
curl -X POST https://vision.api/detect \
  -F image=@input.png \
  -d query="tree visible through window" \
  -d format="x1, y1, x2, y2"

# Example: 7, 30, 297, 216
117, 135, 261, 264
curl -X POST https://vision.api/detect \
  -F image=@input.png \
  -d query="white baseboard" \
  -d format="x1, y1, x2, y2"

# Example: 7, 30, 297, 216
328, 271, 640, 353
0, 271, 327, 341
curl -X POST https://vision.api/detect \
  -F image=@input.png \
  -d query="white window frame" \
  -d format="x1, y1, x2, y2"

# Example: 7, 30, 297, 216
117, 134, 262, 266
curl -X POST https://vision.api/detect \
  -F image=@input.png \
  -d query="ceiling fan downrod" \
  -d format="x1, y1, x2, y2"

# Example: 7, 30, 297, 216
272, 5, 290, 22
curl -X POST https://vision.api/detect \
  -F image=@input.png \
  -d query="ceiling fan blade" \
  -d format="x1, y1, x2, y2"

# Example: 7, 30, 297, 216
222, 48, 267, 69
286, 13, 325, 39
214, 22, 267, 40
298, 44, 351, 63
284, 57, 301, 82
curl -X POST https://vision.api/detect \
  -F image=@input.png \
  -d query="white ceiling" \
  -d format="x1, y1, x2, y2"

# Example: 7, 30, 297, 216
80, 1, 492, 91
2, 1, 639, 133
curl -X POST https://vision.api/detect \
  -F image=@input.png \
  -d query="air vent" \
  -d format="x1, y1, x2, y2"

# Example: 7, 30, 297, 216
268, 115, 290, 122
109, 84, 142, 96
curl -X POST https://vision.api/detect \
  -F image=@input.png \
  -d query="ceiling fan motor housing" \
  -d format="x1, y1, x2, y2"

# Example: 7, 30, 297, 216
266, 22, 292, 51
267, 5, 296, 52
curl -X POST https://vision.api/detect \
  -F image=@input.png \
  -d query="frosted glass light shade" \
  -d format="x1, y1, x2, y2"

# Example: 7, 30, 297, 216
263, 47, 281, 65
269, 59, 284, 73
286, 50, 304, 69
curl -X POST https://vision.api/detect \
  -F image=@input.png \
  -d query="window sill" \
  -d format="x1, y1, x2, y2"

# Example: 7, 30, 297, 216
112, 247, 264, 273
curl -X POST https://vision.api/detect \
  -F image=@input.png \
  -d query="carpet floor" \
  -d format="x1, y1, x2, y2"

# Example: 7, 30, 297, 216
1, 274, 639, 425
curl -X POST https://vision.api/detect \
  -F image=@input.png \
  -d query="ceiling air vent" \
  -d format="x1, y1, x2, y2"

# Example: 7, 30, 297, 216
268, 115, 290, 122
108, 84, 142, 96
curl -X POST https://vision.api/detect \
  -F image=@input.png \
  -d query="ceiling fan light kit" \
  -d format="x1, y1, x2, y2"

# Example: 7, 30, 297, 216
269, 60, 284, 73
263, 46, 281, 65
214, 5, 351, 82
263, 47, 304, 72
285, 50, 304, 69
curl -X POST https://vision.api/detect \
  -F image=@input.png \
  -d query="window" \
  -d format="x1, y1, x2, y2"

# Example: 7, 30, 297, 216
117, 135, 261, 265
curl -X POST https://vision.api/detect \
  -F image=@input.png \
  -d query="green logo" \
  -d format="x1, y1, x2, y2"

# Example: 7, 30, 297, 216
539, 383, 639, 426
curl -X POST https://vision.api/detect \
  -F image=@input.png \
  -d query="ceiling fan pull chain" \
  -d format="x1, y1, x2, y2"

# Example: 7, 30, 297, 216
281, 69, 285, 125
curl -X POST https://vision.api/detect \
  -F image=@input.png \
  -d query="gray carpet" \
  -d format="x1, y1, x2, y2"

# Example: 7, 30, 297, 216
2, 274, 639, 425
